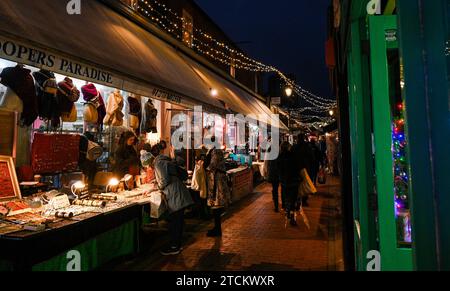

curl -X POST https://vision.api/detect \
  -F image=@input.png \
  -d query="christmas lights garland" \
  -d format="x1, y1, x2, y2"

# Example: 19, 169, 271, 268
137, 0, 337, 112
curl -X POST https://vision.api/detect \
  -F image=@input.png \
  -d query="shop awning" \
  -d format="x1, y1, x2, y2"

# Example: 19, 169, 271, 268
0, 0, 286, 130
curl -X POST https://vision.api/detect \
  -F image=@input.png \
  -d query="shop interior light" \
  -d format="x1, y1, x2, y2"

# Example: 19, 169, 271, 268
210, 88, 218, 97
329, 110, 335, 117
107, 178, 120, 193
71, 181, 86, 199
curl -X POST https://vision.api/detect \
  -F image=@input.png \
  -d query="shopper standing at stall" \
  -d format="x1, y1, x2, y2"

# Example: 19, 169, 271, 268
206, 149, 231, 237
151, 144, 193, 255
113, 131, 140, 179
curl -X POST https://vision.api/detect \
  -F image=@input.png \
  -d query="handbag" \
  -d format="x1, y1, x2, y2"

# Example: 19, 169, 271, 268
61, 103, 77, 122
85, 140, 103, 161
83, 102, 98, 123
129, 114, 139, 129
299, 168, 317, 196
149, 191, 168, 219
318, 168, 327, 185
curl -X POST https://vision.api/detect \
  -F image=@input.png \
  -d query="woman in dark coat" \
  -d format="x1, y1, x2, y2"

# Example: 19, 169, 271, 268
278, 141, 301, 226
206, 149, 231, 237
113, 131, 140, 178
152, 145, 194, 255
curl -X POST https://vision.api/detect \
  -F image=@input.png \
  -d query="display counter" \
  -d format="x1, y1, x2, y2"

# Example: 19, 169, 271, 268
227, 166, 254, 203
0, 185, 159, 271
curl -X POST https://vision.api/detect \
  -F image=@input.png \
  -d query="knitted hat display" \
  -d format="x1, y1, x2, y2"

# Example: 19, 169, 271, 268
57, 77, 79, 113
81, 83, 106, 125
32, 69, 60, 127
58, 77, 80, 102
0, 65, 38, 126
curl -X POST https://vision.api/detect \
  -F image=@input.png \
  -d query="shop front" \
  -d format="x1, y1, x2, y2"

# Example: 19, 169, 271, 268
0, 0, 286, 270
332, 0, 450, 271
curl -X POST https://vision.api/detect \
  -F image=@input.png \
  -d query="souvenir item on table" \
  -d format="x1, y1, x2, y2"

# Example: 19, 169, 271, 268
0, 156, 22, 201
73, 199, 107, 208
0, 221, 22, 235
23, 223, 46, 232
31, 133, 80, 174
91, 194, 117, 201
104, 89, 124, 126
5, 211, 50, 225
0, 65, 38, 126
54, 211, 74, 219
33, 69, 60, 128
0, 205, 9, 217
2, 201, 31, 216
81, 83, 106, 125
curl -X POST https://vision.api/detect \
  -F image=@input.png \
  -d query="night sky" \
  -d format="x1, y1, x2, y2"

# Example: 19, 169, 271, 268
194, 0, 333, 101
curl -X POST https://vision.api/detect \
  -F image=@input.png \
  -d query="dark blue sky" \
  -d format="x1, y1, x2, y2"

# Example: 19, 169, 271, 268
195, 0, 333, 99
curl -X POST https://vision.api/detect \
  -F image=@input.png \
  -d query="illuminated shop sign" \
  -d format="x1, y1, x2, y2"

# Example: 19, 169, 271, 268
0, 36, 120, 88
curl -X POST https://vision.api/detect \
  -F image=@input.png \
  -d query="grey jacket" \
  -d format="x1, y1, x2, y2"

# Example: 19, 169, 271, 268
154, 155, 193, 213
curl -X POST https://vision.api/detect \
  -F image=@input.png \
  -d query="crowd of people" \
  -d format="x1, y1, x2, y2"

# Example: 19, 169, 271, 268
265, 134, 328, 226
112, 131, 231, 256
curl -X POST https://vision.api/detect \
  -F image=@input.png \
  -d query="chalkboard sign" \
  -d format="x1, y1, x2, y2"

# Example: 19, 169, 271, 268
0, 156, 21, 201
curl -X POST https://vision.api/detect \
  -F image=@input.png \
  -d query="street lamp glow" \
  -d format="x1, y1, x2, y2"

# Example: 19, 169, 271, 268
285, 87, 293, 97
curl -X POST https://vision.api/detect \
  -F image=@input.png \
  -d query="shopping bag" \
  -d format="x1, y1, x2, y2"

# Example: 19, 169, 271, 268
318, 168, 327, 185
299, 169, 317, 196
299, 207, 311, 230
149, 191, 168, 219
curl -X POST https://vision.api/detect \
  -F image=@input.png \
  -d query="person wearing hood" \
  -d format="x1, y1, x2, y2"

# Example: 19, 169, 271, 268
152, 143, 194, 255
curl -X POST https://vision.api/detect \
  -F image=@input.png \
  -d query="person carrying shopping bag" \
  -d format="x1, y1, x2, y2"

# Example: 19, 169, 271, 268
152, 144, 194, 256
278, 142, 301, 226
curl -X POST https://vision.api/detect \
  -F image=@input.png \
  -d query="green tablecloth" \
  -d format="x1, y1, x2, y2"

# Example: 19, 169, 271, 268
32, 219, 139, 271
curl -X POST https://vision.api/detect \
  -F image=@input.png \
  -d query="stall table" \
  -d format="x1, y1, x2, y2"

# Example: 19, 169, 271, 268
227, 167, 254, 203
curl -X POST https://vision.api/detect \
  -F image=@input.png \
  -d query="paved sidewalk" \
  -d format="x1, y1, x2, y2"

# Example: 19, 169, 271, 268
109, 177, 344, 271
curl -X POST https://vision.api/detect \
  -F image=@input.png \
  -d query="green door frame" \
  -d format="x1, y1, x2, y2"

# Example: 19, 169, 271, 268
347, 18, 378, 271
369, 15, 413, 271
397, 0, 450, 270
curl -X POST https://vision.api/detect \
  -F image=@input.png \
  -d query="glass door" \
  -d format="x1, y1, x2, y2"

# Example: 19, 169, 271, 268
369, 15, 413, 271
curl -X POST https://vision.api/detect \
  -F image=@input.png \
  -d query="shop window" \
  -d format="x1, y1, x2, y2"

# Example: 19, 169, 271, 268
182, 10, 194, 48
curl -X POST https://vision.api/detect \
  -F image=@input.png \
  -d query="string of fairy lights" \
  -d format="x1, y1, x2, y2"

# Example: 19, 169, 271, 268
136, 0, 336, 122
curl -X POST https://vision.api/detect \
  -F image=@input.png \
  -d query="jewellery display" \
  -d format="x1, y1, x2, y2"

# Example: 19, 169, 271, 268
73, 199, 107, 208
54, 211, 74, 219
91, 194, 118, 201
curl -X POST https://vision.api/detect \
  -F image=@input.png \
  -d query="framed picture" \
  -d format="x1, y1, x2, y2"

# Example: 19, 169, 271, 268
0, 156, 21, 201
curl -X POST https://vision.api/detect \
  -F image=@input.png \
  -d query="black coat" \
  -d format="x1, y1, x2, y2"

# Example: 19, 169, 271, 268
278, 150, 301, 187
113, 145, 140, 178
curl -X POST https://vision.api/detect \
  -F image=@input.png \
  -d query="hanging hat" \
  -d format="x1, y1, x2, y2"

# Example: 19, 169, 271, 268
0, 66, 38, 126
81, 83, 99, 102
58, 77, 80, 103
